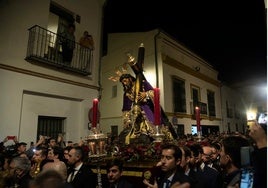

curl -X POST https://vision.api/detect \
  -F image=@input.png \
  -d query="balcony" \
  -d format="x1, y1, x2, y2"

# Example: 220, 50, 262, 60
25, 25, 92, 76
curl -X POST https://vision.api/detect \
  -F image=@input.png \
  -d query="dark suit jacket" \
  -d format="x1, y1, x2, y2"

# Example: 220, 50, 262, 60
67, 164, 96, 188
195, 165, 221, 188
187, 168, 205, 188
116, 178, 135, 188
102, 176, 135, 188
157, 169, 192, 188
17, 173, 33, 188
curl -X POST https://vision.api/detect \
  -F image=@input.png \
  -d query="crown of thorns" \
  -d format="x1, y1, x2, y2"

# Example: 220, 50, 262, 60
108, 52, 136, 82
108, 63, 129, 82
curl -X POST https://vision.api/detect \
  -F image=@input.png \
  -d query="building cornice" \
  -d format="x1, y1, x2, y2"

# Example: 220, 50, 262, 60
0, 63, 99, 90
162, 55, 221, 87
166, 112, 222, 121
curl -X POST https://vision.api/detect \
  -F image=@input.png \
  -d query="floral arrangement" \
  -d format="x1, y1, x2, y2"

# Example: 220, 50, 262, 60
111, 142, 163, 162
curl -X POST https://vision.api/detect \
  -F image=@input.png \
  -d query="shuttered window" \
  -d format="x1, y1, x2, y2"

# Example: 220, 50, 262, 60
37, 116, 65, 141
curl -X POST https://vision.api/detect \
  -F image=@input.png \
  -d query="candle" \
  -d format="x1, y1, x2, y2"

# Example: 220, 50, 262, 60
89, 142, 96, 155
154, 88, 161, 125
195, 106, 201, 132
99, 140, 105, 154
92, 98, 98, 127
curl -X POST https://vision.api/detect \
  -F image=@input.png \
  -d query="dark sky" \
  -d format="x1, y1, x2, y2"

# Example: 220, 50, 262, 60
103, 0, 267, 84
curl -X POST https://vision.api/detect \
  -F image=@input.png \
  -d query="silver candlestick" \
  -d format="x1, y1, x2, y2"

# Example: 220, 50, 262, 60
86, 126, 107, 188
151, 125, 164, 142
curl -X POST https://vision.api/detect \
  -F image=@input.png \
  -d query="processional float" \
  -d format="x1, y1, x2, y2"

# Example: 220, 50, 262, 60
86, 43, 178, 187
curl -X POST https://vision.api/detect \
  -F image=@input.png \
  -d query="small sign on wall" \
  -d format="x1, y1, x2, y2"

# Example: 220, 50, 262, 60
172, 116, 178, 124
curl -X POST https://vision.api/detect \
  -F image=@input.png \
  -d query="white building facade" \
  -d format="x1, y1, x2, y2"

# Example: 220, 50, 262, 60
100, 29, 247, 137
0, 0, 104, 145
0, 1, 249, 146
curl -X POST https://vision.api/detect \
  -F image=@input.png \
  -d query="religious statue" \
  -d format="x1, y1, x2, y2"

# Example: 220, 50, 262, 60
109, 43, 177, 145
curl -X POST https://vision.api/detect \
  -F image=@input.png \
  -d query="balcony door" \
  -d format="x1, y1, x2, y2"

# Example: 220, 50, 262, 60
46, 3, 75, 59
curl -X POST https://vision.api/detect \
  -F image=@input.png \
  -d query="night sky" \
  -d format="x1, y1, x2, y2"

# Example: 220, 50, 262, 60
103, 0, 267, 84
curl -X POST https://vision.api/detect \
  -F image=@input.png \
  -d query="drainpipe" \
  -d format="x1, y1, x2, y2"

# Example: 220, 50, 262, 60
219, 83, 224, 133
98, 3, 107, 100
154, 29, 161, 87
98, 45, 102, 100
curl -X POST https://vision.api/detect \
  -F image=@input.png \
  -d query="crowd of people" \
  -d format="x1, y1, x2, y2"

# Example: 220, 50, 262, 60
110, 45, 267, 188
0, 118, 266, 188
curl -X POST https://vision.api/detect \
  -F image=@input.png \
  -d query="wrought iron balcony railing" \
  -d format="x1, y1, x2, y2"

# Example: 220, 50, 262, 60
26, 25, 92, 76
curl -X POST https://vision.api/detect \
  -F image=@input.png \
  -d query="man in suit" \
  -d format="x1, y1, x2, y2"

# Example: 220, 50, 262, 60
219, 135, 251, 187
249, 121, 267, 188
179, 145, 205, 188
9, 156, 33, 188
104, 158, 134, 188
66, 146, 96, 188
143, 143, 192, 188
190, 143, 221, 188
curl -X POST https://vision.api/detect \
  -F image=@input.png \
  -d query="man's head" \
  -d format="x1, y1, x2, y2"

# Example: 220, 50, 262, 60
106, 158, 124, 184
179, 145, 192, 171
119, 74, 136, 92
248, 120, 267, 144
210, 142, 221, 161
32, 147, 48, 163
68, 23, 75, 33
159, 144, 182, 176
67, 141, 73, 147
67, 146, 84, 167
17, 142, 27, 154
9, 156, 31, 178
47, 138, 57, 148
63, 146, 72, 161
201, 146, 212, 165
47, 146, 64, 161
188, 143, 203, 167
83, 30, 89, 36
220, 136, 250, 170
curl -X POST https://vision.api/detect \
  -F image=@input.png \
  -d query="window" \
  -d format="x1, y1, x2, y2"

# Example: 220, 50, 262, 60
172, 76, 186, 113
190, 84, 200, 107
176, 124, 185, 137
234, 105, 240, 119
226, 101, 233, 118
112, 85, 117, 98
49, 3, 75, 34
227, 122, 231, 133
37, 116, 65, 141
48, 3, 75, 61
207, 90, 216, 117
